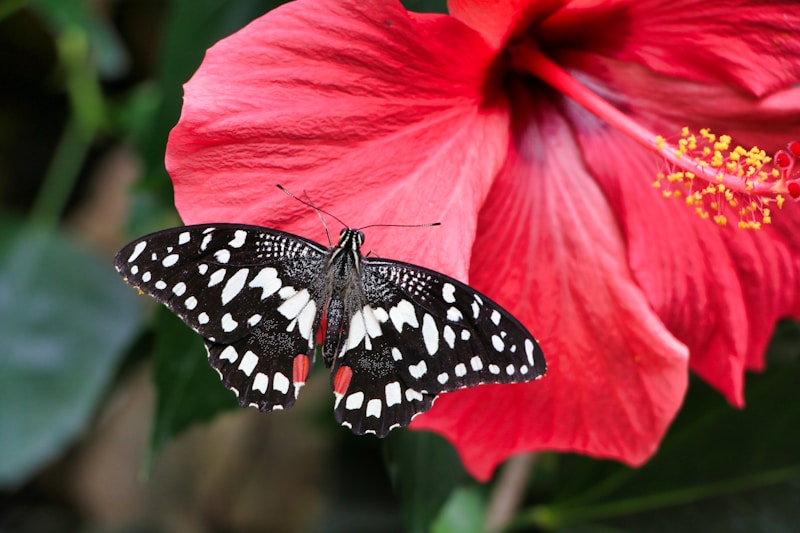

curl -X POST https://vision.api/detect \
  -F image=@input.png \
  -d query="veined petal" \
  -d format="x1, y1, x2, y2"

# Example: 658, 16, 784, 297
566, 97, 800, 404
539, 0, 800, 97
558, 52, 800, 149
411, 87, 689, 479
448, 0, 566, 50
166, 0, 508, 278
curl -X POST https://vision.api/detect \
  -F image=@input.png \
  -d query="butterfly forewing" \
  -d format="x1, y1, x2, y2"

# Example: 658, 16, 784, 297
116, 223, 546, 434
330, 260, 545, 436
115, 224, 327, 411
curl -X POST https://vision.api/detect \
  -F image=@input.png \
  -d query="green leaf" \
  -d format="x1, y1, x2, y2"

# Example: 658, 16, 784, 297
149, 306, 237, 464
515, 321, 800, 532
432, 485, 486, 533
0, 220, 142, 488
29, 0, 128, 79
384, 430, 471, 533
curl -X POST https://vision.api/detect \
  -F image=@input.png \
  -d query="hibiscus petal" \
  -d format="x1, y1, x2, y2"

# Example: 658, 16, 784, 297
557, 51, 800, 150
568, 112, 751, 405
559, 54, 800, 403
166, 0, 508, 278
448, 0, 565, 49
411, 85, 689, 480
538, 0, 800, 97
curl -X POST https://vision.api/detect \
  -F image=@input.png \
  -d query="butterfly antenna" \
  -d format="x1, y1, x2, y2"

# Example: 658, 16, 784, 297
358, 221, 441, 230
301, 189, 333, 246
277, 184, 350, 245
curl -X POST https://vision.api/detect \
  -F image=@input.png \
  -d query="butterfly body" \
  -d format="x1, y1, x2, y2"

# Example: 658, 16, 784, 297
116, 223, 545, 436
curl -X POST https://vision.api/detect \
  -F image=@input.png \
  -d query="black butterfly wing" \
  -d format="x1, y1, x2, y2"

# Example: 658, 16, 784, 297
115, 223, 328, 411
331, 259, 546, 436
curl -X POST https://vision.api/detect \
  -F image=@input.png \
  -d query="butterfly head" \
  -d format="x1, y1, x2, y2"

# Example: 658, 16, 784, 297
337, 228, 365, 252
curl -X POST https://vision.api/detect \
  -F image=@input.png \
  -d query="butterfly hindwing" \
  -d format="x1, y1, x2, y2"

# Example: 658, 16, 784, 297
331, 259, 545, 436
115, 223, 327, 411
116, 223, 546, 431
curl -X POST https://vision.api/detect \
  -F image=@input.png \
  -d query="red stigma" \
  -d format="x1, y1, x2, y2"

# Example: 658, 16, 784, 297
775, 150, 793, 170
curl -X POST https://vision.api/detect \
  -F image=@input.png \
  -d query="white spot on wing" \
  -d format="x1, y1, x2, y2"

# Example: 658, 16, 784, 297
489, 364, 500, 375
409, 360, 427, 379
162, 254, 179, 268
491, 310, 501, 325
238, 350, 258, 376
366, 398, 382, 418
185, 296, 197, 310
506, 364, 515, 376
525, 339, 535, 366
455, 363, 467, 377
249, 267, 281, 299
443, 326, 456, 349
128, 241, 147, 262
385, 382, 401, 407
461, 330, 471, 341
442, 282, 456, 303
221, 268, 249, 305
200, 233, 213, 251
273, 372, 290, 394
446, 307, 463, 322
219, 346, 238, 362
437, 372, 449, 385
229, 230, 247, 248
471, 301, 480, 319
391, 348, 403, 361
389, 299, 418, 333
221, 313, 238, 332
214, 249, 231, 264
422, 313, 439, 355
142, 272, 151, 282
208, 268, 226, 287
198, 312, 209, 324
297, 300, 317, 341
248, 314, 262, 326
278, 288, 310, 320
470, 355, 483, 371
346, 391, 364, 410
405, 389, 423, 402
178, 232, 190, 245
492, 335, 505, 352
155, 280, 167, 290
172, 282, 186, 296
253, 372, 268, 393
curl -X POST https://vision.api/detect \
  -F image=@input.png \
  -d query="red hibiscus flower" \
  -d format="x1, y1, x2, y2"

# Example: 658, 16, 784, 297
165, 0, 800, 480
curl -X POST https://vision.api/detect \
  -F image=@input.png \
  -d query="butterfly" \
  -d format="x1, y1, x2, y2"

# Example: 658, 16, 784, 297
115, 220, 546, 436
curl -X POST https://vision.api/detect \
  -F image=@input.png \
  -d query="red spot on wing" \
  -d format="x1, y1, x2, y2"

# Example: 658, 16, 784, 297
333, 365, 353, 396
293, 354, 310, 384
316, 311, 327, 345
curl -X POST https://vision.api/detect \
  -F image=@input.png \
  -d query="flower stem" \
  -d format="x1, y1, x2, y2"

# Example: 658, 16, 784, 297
484, 454, 537, 532
28, 118, 93, 230
508, 465, 800, 530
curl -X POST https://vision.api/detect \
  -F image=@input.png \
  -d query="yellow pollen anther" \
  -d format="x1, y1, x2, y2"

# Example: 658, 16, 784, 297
652, 127, 794, 230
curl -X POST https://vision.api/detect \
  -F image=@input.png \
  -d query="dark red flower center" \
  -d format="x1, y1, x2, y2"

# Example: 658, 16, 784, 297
503, 38, 798, 230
